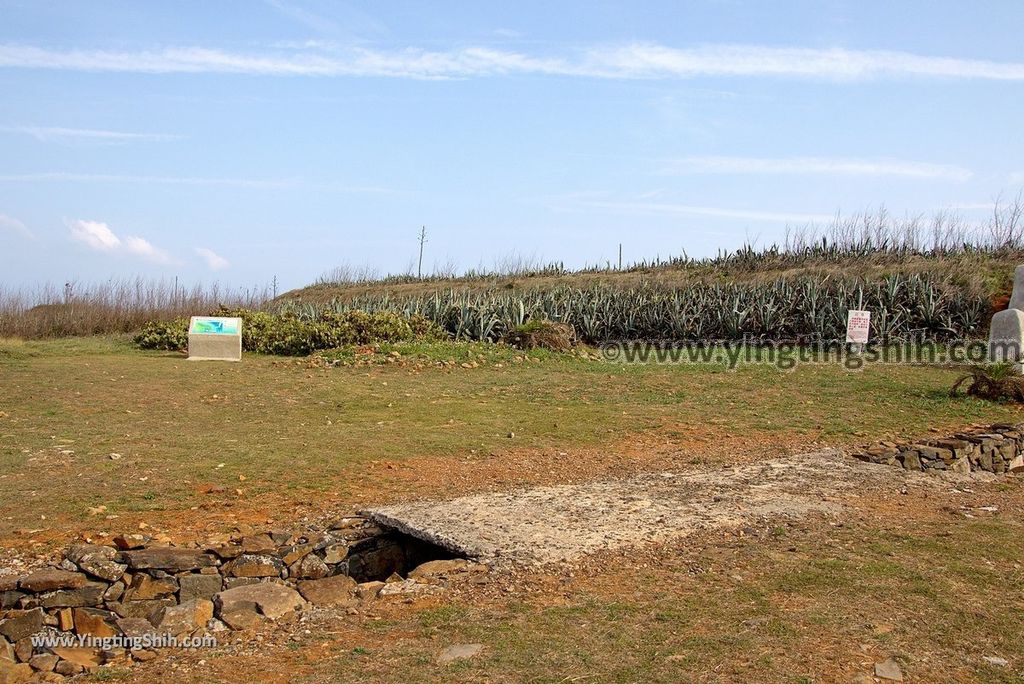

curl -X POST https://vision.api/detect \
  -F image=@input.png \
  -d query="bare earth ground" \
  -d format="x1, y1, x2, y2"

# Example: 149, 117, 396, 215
2, 337, 1024, 682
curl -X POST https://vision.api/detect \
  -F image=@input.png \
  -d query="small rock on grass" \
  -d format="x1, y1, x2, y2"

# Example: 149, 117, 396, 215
874, 657, 904, 681
437, 643, 483, 665
982, 656, 1009, 667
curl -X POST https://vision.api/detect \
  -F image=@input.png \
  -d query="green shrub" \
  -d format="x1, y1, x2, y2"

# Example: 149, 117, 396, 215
134, 308, 444, 356
133, 319, 188, 351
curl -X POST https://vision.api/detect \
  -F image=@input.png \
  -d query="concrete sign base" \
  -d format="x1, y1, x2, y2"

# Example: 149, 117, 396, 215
188, 316, 242, 362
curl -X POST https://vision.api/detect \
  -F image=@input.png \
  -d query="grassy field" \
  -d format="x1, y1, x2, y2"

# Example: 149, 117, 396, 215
3, 336, 1024, 682
1, 335, 1021, 544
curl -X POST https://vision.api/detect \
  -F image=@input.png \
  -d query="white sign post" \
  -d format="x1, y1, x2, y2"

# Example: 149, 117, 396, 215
846, 310, 871, 348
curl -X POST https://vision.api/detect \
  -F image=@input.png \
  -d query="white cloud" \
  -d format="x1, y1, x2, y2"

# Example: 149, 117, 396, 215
582, 200, 833, 224
0, 213, 32, 239
0, 126, 179, 142
66, 219, 171, 263
665, 156, 973, 182
124, 235, 172, 263
195, 247, 230, 271
0, 42, 1022, 81
68, 219, 121, 250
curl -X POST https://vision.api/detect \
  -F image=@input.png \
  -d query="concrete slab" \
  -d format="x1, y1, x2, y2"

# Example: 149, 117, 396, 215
365, 450, 937, 567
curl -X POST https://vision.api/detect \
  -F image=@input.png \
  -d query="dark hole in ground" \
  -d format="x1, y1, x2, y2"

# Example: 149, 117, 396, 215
345, 530, 461, 583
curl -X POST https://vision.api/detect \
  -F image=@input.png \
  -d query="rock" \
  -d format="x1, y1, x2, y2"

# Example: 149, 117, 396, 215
0, 579, 15, 594
354, 581, 385, 602
328, 517, 365, 530
223, 555, 284, 578
37, 582, 106, 609
112, 535, 150, 550
72, 608, 119, 638
103, 581, 125, 603
65, 544, 116, 565
240, 534, 276, 554
378, 579, 443, 597
900, 450, 922, 471
983, 656, 1009, 667
290, 554, 329, 580
296, 575, 357, 607
0, 593, 24, 611
223, 577, 261, 590
131, 649, 158, 662
207, 544, 243, 560
116, 617, 160, 640
53, 658, 83, 676
874, 657, 904, 681
18, 570, 87, 593
0, 660, 31, 683
51, 647, 100, 670
990, 308, 1024, 363
54, 609, 73, 631
213, 583, 305, 628
178, 574, 222, 602
0, 637, 12, 662
0, 610, 43, 642
76, 556, 126, 583
157, 599, 213, 637
109, 599, 173, 623
1008, 264, 1024, 310
125, 574, 178, 601
279, 543, 315, 566
11, 639, 30, 664
407, 559, 476, 581
268, 530, 292, 545
437, 643, 483, 664
27, 653, 57, 672
951, 457, 971, 474
121, 548, 217, 572
321, 543, 349, 564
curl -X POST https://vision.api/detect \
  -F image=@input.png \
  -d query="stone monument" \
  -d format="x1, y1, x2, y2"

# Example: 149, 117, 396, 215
989, 264, 1024, 367
188, 316, 242, 362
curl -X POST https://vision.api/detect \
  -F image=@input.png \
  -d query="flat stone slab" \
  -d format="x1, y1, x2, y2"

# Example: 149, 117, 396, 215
365, 450, 932, 567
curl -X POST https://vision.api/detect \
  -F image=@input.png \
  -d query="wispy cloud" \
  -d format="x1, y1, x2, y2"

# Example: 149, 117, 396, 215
263, 0, 338, 34
0, 171, 394, 193
0, 125, 180, 143
0, 42, 1022, 81
0, 172, 293, 188
195, 247, 230, 271
67, 219, 172, 263
665, 155, 973, 181
0, 213, 33, 239
582, 200, 833, 224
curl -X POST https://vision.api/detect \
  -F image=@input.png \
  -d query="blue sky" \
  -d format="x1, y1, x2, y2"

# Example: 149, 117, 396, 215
1, 1, 1023, 291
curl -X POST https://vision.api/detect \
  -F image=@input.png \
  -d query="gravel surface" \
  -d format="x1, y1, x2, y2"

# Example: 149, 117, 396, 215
365, 449, 951, 566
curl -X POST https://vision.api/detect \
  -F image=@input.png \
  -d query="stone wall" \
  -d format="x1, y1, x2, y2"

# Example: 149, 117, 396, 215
852, 423, 1024, 474
0, 516, 481, 681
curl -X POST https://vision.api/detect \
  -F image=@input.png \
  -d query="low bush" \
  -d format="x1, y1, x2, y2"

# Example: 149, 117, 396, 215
504, 319, 576, 351
950, 362, 1024, 402
133, 319, 189, 351
134, 308, 443, 356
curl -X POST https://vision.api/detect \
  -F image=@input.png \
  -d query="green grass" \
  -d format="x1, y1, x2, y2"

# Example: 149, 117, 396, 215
0, 335, 1021, 539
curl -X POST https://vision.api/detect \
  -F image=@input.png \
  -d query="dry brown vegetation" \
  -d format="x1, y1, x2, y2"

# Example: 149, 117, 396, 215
0, 279, 270, 339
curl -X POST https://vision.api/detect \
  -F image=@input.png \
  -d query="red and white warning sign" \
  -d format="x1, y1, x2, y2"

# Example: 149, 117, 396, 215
845, 309, 871, 344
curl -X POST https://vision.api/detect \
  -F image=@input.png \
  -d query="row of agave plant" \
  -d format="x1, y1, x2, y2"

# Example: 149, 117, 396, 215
277, 274, 989, 344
